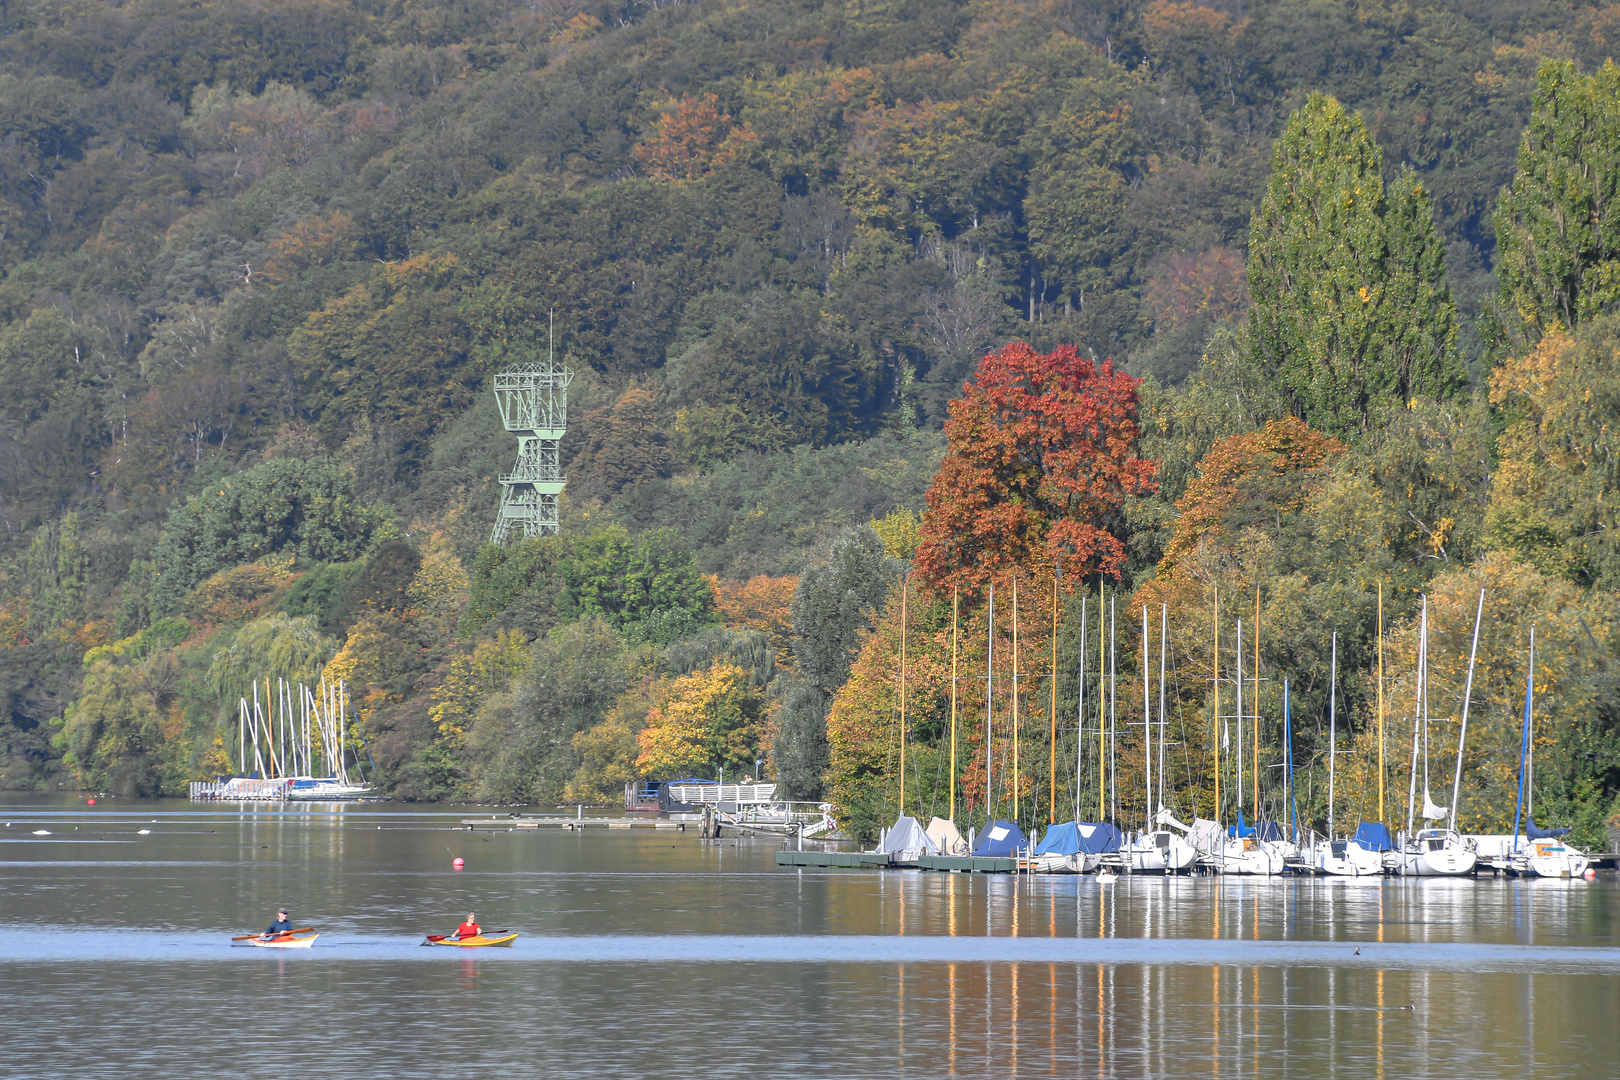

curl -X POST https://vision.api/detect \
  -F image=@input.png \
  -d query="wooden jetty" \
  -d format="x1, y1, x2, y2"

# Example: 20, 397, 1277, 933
775, 851, 1020, 872
460, 815, 687, 831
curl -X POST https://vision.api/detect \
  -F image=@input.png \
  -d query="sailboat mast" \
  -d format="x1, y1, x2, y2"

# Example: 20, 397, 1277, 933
1377, 582, 1386, 823
1236, 619, 1244, 812
1284, 679, 1296, 841
949, 585, 959, 824
1448, 590, 1486, 825
1076, 596, 1086, 824
1097, 579, 1105, 820
985, 585, 995, 823
1141, 604, 1151, 832
1109, 595, 1117, 823
1212, 585, 1220, 821
1253, 587, 1261, 819
1512, 625, 1535, 850
1158, 604, 1168, 820
1405, 597, 1427, 837
1049, 573, 1058, 825
1328, 632, 1337, 838
1011, 577, 1019, 822
1527, 624, 1537, 818
899, 576, 908, 813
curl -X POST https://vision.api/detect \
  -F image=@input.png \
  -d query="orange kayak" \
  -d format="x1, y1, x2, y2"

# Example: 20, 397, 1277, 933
422, 932, 518, 948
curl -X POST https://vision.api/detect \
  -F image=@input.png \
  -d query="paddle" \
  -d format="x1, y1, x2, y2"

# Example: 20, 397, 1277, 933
232, 927, 314, 941
422, 931, 511, 944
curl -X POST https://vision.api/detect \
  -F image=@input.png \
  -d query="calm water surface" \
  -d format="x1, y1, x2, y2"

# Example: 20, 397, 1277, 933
0, 795, 1616, 1078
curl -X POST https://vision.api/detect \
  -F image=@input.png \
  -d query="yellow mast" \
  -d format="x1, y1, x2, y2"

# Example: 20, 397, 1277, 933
949, 584, 959, 823
1049, 571, 1058, 824
899, 576, 908, 813
1212, 584, 1220, 821
1377, 581, 1386, 823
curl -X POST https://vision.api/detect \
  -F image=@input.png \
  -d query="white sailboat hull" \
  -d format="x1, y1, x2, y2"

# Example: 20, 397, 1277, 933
1313, 841, 1385, 877
1211, 840, 1285, 875
1125, 832, 1199, 872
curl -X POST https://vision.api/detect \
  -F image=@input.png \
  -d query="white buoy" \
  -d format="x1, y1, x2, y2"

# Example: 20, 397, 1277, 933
137, 829, 151, 835
32, 829, 50, 836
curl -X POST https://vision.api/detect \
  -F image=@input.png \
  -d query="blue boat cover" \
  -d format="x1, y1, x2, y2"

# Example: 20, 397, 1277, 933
973, 819, 1028, 857
1035, 821, 1122, 855
1352, 822, 1394, 851
1525, 816, 1571, 840
1229, 811, 1256, 838
1254, 820, 1286, 842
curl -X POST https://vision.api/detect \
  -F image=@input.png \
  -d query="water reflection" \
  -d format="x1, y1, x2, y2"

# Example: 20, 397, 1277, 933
0, 798, 1617, 1078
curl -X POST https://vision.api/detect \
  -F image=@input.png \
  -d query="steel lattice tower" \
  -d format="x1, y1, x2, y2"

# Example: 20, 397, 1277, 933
489, 355, 572, 544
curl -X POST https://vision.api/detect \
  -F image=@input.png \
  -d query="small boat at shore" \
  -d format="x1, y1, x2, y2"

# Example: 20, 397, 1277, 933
233, 930, 319, 948
422, 933, 518, 948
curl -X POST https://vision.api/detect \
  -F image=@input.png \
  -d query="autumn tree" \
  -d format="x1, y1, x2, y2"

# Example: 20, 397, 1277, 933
1160, 417, 1345, 574
1486, 318, 1620, 587
633, 93, 759, 182
914, 342, 1156, 594
635, 662, 767, 778
1246, 93, 1463, 435
1494, 60, 1620, 344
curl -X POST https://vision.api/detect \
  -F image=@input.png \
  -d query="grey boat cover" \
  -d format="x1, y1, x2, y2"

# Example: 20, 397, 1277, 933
878, 815, 942, 857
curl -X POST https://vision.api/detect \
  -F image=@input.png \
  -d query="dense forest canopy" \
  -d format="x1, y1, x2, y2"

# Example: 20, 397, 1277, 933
2, 0, 1620, 847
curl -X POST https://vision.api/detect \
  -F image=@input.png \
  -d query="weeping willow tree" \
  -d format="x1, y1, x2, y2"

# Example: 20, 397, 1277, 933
208, 613, 337, 706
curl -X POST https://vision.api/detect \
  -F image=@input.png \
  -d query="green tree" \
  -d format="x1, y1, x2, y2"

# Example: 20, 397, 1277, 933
60, 660, 168, 795
1494, 60, 1620, 344
149, 458, 389, 612
771, 524, 903, 798
1246, 93, 1463, 436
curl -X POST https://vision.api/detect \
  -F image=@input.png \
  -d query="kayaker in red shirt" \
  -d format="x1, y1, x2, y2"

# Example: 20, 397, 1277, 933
455, 913, 480, 939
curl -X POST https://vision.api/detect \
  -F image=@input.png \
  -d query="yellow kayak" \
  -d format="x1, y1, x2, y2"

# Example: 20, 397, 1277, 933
422, 932, 518, 948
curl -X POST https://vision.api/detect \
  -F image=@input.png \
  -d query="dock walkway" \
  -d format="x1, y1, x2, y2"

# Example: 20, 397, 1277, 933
461, 815, 687, 831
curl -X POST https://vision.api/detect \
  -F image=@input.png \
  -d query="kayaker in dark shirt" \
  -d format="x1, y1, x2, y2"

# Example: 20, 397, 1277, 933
265, 909, 294, 935
455, 913, 480, 939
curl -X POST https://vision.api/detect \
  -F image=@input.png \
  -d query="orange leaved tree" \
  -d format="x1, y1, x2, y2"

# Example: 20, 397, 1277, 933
914, 342, 1156, 592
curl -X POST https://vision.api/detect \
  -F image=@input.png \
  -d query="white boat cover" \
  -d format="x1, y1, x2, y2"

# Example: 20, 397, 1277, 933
878, 815, 942, 857
926, 816, 965, 854
1421, 790, 1448, 820
1188, 818, 1224, 854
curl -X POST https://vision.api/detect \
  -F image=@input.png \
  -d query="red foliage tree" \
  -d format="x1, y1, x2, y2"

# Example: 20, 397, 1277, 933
914, 342, 1157, 593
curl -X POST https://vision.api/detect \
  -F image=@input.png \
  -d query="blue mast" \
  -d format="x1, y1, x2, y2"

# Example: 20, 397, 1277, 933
1511, 625, 1535, 854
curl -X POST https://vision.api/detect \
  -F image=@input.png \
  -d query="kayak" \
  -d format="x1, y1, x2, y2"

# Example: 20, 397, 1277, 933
422, 932, 518, 948
233, 931, 319, 948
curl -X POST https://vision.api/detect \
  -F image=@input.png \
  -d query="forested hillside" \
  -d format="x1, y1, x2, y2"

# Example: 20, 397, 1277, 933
2, 0, 1619, 840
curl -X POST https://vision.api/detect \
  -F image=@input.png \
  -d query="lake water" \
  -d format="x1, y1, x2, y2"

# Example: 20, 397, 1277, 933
1, 795, 1616, 1078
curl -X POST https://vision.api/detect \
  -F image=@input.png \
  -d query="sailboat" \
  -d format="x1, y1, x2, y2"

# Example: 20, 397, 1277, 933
1395, 596, 1477, 877
1124, 604, 1198, 873
1312, 633, 1382, 876
1473, 625, 1592, 878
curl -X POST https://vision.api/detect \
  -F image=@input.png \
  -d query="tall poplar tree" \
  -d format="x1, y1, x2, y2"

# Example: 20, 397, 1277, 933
1246, 93, 1462, 436
1494, 60, 1620, 344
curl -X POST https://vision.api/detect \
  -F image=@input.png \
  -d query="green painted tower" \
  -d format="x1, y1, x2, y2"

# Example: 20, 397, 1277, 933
489, 354, 572, 544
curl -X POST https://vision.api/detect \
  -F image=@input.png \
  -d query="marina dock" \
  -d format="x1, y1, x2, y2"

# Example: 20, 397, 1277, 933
461, 815, 688, 830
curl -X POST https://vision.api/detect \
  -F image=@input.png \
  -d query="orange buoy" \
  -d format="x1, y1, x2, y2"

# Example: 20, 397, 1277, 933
453, 857, 465, 869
